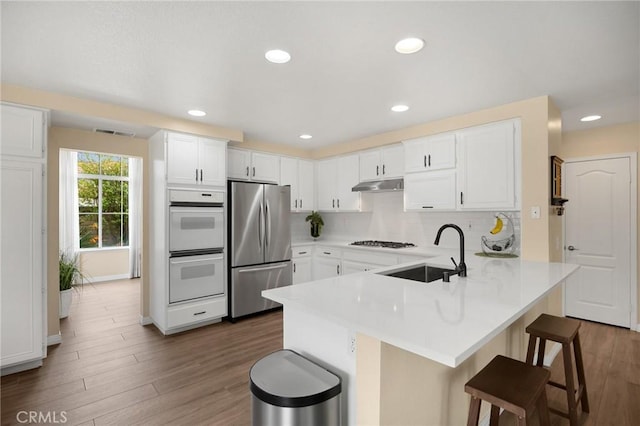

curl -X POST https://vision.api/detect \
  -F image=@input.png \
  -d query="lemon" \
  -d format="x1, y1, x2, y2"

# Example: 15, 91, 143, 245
490, 216, 504, 235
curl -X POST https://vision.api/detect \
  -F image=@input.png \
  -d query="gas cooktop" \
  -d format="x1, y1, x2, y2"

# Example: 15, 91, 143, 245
350, 240, 416, 249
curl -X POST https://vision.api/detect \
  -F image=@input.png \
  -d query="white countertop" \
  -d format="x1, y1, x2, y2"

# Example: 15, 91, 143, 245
263, 252, 579, 368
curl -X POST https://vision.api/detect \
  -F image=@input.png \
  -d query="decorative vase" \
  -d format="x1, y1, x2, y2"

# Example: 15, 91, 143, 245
310, 223, 320, 239
59, 289, 72, 319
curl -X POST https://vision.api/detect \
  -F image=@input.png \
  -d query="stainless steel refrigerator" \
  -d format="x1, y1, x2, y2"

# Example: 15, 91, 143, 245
228, 181, 292, 320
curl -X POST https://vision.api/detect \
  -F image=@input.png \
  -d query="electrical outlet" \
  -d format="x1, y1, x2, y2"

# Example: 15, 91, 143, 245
348, 331, 356, 355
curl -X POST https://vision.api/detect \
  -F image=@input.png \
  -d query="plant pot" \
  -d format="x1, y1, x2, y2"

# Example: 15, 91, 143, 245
59, 289, 72, 319
310, 223, 320, 239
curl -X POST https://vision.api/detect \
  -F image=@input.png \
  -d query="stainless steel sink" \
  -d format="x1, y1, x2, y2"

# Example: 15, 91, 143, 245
377, 264, 456, 283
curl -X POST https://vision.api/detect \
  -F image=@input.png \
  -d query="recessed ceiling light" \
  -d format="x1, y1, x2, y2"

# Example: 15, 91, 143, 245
580, 115, 602, 122
265, 49, 291, 64
188, 110, 206, 117
299, 134, 313, 140
395, 38, 425, 54
391, 105, 409, 112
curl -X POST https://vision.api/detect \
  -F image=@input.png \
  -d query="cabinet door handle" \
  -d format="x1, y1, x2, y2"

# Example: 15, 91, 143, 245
428, 154, 431, 167
193, 311, 207, 316
293, 263, 296, 273
200, 169, 203, 182
323, 251, 331, 255
298, 251, 308, 255
337, 264, 340, 275
383, 164, 386, 175
252, 167, 256, 177
376, 165, 379, 176
422, 206, 434, 209
460, 192, 464, 205
424, 155, 427, 167
295, 199, 298, 208
300, 199, 303, 209
332, 199, 335, 208
337, 199, 340, 208
246, 166, 249, 177
195, 169, 198, 182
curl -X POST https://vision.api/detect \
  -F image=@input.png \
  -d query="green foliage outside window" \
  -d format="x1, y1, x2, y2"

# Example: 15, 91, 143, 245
77, 152, 129, 249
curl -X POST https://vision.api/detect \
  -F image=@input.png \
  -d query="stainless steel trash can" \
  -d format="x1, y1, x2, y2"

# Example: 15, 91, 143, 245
250, 349, 342, 426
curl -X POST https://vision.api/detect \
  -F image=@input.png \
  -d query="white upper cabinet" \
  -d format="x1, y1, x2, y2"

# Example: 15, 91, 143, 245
167, 132, 227, 187
359, 144, 404, 181
404, 169, 457, 211
1, 103, 46, 159
227, 148, 279, 183
457, 120, 518, 210
280, 157, 315, 212
316, 154, 361, 212
403, 132, 456, 173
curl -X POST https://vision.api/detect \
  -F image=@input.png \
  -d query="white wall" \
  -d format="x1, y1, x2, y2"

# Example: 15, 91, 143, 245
292, 192, 521, 253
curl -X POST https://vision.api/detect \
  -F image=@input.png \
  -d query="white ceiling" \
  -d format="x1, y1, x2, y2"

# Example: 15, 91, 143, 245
2, 1, 638, 147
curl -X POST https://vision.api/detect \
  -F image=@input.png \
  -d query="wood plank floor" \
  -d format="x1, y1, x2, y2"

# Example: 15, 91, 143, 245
2, 279, 639, 425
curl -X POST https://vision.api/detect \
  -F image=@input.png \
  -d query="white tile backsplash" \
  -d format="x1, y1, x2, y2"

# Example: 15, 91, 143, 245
293, 192, 520, 253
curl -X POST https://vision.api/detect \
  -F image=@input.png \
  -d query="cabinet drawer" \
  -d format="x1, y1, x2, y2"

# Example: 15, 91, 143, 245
292, 245, 313, 258
342, 249, 398, 266
167, 297, 226, 328
315, 246, 341, 258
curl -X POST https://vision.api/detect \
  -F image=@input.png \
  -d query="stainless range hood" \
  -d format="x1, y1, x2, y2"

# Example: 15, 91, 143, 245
351, 178, 404, 192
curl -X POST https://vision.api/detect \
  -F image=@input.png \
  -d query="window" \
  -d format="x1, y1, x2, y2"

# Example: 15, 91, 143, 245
77, 152, 129, 248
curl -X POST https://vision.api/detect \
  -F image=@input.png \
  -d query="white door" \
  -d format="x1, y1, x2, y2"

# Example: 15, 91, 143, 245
316, 159, 337, 211
298, 159, 315, 212
336, 155, 360, 211
198, 138, 226, 187
380, 145, 404, 178
251, 152, 280, 183
564, 157, 632, 327
227, 148, 251, 180
359, 150, 381, 182
167, 133, 199, 185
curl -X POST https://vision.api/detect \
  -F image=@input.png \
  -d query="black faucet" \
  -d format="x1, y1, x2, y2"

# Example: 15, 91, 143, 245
434, 224, 467, 282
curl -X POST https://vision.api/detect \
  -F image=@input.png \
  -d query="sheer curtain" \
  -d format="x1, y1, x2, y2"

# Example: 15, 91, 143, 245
128, 157, 142, 278
59, 150, 79, 255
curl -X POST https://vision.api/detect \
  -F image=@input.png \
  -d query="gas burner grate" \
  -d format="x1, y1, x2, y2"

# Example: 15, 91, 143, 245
350, 240, 416, 249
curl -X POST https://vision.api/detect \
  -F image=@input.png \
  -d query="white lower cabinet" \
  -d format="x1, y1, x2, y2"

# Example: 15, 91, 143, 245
341, 260, 380, 274
292, 246, 313, 284
313, 247, 342, 280
167, 298, 227, 329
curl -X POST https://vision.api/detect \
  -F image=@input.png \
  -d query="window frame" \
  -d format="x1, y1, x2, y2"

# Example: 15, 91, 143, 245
77, 152, 130, 250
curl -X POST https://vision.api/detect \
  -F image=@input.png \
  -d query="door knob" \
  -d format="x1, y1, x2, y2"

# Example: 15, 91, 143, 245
567, 245, 579, 251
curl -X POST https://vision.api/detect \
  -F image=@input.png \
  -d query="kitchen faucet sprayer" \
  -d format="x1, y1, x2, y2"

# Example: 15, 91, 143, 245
434, 224, 467, 281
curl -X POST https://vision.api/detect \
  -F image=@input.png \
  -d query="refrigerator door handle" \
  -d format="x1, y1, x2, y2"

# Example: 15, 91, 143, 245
238, 263, 288, 273
258, 202, 264, 250
265, 200, 271, 248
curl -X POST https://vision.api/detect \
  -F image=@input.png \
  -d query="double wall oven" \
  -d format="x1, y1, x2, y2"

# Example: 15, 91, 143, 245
168, 190, 225, 304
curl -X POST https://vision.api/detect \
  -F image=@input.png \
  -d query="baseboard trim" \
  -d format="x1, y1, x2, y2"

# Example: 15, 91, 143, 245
139, 316, 153, 326
86, 273, 131, 284
1, 359, 43, 376
47, 333, 62, 346
635, 323, 640, 332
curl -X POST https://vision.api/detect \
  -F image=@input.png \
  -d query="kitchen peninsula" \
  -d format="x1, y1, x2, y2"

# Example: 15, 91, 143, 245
263, 251, 579, 425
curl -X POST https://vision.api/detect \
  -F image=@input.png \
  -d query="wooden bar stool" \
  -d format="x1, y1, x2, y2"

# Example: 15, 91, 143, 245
465, 355, 551, 426
525, 314, 589, 426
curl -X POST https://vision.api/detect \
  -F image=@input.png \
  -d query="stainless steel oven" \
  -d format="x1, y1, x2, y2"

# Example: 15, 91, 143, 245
169, 189, 225, 304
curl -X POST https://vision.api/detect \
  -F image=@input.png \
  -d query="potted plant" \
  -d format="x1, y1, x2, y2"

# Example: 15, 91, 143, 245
305, 211, 324, 239
59, 251, 86, 319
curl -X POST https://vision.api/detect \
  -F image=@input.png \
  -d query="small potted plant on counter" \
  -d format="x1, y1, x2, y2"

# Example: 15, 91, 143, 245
59, 251, 87, 319
305, 210, 324, 240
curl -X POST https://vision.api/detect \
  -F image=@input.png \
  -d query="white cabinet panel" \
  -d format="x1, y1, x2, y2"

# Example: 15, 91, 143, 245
293, 257, 312, 284
404, 170, 457, 210
198, 139, 226, 187
227, 148, 251, 180
316, 159, 338, 211
281, 157, 315, 212
0, 104, 45, 159
404, 133, 456, 173
336, 155, 360, 211
1, 160, 44, 367
251, 152, 280, 183
359, 150, 382, 182
314, 257, 341, 280
457, 121, 516, 210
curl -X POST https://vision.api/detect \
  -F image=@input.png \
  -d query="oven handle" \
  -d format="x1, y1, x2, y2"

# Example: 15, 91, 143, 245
169, 207, 223, 214
238, 263, 288, 273
170, 255, 223, 264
